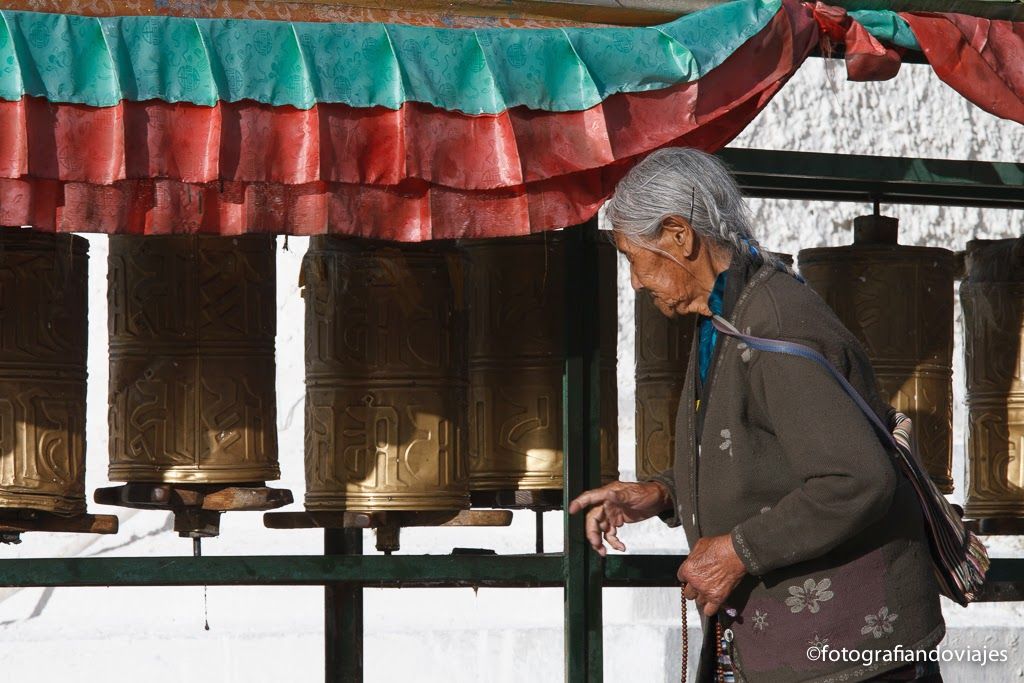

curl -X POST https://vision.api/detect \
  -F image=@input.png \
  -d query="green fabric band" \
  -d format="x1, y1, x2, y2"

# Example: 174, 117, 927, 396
848, 9, 922, 51
0, 0, 779, 114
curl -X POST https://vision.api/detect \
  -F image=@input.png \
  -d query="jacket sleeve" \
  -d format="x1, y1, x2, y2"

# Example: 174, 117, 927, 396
640, 468, 681, 528
730, 347, 898, 576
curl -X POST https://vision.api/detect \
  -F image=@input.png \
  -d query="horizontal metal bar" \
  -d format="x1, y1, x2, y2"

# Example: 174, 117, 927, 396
719, 148, 1024, 210
979, 557, 1024, 602
812, 47, 929, 66
603, 554, 681, 586
0, 554, 564, 588
0, 554, 1020, 599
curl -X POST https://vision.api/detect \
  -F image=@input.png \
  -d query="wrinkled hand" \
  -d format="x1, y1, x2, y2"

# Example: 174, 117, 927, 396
678, 534, 747, 617
568, 481, 671, 556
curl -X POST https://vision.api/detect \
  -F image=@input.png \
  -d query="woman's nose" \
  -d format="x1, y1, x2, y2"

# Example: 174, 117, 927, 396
630, 268, 642, 292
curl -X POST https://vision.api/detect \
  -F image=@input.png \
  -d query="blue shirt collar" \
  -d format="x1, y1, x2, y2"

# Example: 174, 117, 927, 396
697, 269, 729, 386
707, 269, 728, 318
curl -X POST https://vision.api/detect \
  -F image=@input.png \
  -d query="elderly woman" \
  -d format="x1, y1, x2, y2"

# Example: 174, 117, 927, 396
570, 148, 945, 682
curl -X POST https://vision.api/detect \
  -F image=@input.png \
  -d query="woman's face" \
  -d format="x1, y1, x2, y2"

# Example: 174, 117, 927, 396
612, 216, 719, 318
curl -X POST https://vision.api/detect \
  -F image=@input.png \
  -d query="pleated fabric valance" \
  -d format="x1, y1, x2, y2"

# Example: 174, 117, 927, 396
0, 0, 1019, 239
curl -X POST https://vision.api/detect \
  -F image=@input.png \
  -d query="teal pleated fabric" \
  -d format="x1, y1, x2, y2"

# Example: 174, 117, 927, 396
848, 9, 921, 50
0, 0, 780, 113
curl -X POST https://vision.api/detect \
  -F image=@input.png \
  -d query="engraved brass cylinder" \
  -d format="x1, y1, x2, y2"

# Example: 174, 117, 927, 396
0, 230, 88, 515
108, 235, 280, 484
303, 237, 468, 511
799, 217, 955, 492
962, 237, 1024, 521
463, 235, 618, 493
635, 293, 695, 480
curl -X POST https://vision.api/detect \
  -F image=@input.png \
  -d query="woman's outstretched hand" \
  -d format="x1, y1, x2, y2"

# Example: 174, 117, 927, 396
679, 535, 747, 617
568, 481, 672, 556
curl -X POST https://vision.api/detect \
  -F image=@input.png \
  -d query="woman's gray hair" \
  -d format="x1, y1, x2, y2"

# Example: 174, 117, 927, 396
606, 147, 789, 272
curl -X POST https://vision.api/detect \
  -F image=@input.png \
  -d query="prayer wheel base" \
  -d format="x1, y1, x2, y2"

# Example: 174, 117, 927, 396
0, 493, 86, 518
304, 492, 470, 513
95, 482, 292, 538
470, 489, 564, 510
265, 509, 513, 553
964, 517, 1024, 536
265, 509, 512, 530
0, 510, 118, 544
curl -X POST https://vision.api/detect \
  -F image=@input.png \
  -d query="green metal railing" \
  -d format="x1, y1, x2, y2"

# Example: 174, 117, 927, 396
0, 554, 1021, 591
719, 149, 1024, 209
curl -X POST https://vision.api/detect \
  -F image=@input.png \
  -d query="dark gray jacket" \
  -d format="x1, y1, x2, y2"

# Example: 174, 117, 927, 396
648, 261, 945, 682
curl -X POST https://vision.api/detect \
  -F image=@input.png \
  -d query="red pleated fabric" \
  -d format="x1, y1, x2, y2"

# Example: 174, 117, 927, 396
901, 12, 1024, 124
809, 3, 904, 82
0, 0, 818, 238
844, 21, 903, 82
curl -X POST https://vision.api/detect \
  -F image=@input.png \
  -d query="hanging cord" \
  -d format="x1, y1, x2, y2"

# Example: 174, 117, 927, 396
680, 584, 688, 683
681, 586, 731, 683
716, 621, 726, 682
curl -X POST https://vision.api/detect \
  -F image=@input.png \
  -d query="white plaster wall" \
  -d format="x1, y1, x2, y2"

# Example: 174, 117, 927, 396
0, 59, 1021, 682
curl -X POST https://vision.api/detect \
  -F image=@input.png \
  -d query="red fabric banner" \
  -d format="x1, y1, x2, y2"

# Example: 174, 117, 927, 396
0, 0, 817, 238
0, 2, 1020, 240
808, 4, 1023, 121
901, 12, 1024, 124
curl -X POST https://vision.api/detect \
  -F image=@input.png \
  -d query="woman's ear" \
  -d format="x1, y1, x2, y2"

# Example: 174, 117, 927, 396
660, 215, 697, 259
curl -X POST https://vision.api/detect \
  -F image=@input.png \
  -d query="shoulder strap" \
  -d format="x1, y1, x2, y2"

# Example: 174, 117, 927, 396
711, 315, 897, 450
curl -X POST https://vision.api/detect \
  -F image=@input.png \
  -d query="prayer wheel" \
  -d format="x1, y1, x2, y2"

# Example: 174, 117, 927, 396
962, 237, 1024, 523
302, 237, 468, 511
799, 216, 955, 492
107, 235, 280, 484
463, 235, 618, 496
0, 230, 87, 515
634, 253, 792, 479
635, 294, 695, 480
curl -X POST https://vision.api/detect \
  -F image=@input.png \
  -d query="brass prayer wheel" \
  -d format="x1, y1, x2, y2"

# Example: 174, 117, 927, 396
962, 237, 1024, 523
302, 237, 469, 511
463, 234, 618, 495
0, 230, 88, 515
635, 293, 695, 480
799, 217, 955, 492
108, 235, 280, 484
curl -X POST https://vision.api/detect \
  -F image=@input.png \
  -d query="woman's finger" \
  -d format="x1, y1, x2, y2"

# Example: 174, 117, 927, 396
683, 583, 699, 601
677, 558, 693, 584
703, 600, 720, 617
568, 488, 611, 514
585, 508, 607, 552
605, 524, 626, 552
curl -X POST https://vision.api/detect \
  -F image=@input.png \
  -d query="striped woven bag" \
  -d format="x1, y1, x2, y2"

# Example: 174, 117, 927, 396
712, 315, 989, 606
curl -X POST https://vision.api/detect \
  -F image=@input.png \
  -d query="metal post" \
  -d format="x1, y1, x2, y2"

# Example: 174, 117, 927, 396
535, 511, 544, 554
563, 219, 605, 683
325, 528, 363, 683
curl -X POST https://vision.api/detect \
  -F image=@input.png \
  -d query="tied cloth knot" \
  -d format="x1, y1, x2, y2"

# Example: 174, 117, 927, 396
805, 2, 905, 81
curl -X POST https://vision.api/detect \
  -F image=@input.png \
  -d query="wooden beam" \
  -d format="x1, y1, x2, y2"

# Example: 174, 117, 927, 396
307, 0, 1022, 25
